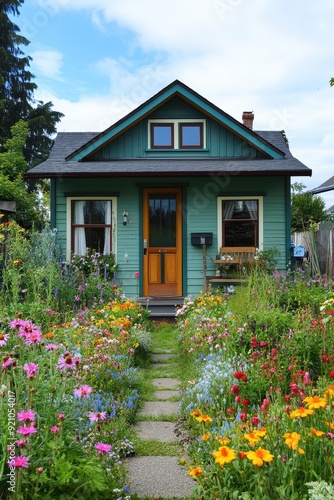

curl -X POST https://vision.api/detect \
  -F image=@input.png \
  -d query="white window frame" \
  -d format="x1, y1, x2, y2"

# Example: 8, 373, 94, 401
148, 119, 206, 149
217, 196, 263, 251
66, 197, 117, 261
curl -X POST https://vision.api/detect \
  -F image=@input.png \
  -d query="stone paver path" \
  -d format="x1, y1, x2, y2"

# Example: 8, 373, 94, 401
127, 351, 195, 499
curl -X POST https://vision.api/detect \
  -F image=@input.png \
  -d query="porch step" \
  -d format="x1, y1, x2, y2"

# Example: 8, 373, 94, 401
138, 297, 184, 320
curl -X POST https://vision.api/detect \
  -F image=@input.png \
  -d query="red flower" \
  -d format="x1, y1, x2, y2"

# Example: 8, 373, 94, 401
250, 416, 260, 426
242, 398, 251, 406
234, 371, 247, 382
230, 384, 240, 394
240, 412, 248, 422
238, 451, 247, 459
329, 370, 334, 379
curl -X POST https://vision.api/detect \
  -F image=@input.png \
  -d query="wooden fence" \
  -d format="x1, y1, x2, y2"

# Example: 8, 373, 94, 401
292, 222, 334, 277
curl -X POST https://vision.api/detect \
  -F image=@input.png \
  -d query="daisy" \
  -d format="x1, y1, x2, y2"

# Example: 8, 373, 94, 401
212, 446, 236, 466
246, 447, 274, 467
303, 395, 327, 410
87, 411, 108, 422
45, 343, 59, 350
74, 385, 92, 398
290, 407, 315, 419
24, 330, 42, 345
95, 442, 112, 455
57, 353, 79, 371
2, 357, 16, 369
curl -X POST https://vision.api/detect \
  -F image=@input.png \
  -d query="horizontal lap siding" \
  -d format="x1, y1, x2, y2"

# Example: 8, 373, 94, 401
53, 175, 288, 298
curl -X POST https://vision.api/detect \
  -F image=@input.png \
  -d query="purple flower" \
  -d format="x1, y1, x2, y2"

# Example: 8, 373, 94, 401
87, 411, 108, 422
17, 425, 37, 436
0, 333, 9, 347
17, 410, 36, 422
8, 456, 29, 468
23, 363, 39, 378
95, 442, 112, 455
74, 385, 92, 398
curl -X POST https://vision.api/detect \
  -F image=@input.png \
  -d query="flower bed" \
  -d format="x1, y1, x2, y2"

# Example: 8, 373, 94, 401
177, 281, 334, 499
0, 296, 151, 499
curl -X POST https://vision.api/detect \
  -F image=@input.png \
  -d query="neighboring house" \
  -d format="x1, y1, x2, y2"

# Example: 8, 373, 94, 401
309, 175, 334, 196
26, 80, 312, 298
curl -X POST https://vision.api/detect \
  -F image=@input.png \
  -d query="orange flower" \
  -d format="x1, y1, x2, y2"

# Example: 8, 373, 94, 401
289, 407, 314, 419
195, 414, 213, 425
244, 428, 266, 447
326, 421, 334, 430
246, 448, 274, 467
43, 333, 54, 338
303, 395, 327, 409
190, 409, 202, 418
324, 386, 334, 398
311, 428, 325, 437
217, 437, 230, 445
201, 433, 211, 441
212, 446, 236, 466
188, 466, 204, 478
283, 431, 301, 450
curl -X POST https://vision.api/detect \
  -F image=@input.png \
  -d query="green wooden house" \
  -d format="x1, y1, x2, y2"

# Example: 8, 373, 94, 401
26, 80, 312, 300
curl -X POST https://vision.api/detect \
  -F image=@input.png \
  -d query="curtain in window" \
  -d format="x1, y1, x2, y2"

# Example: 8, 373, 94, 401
245, 200, 258, 219
102, 201, 111, 254
223, 201, 236, 219
74, 201, 86, 254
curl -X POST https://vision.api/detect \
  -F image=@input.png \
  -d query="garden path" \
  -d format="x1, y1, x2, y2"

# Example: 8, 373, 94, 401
127, 352, 196, 499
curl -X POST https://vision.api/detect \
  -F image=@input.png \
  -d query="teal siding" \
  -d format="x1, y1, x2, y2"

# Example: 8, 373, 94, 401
53, 175, 288, 298
92, 97, 266, 160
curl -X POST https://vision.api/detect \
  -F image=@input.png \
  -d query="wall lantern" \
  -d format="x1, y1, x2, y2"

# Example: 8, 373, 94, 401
123, 210, 128, 225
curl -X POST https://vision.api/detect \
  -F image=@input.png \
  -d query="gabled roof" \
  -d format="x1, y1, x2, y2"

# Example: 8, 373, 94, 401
309, 175, 334, 195
25, 80, 312, 179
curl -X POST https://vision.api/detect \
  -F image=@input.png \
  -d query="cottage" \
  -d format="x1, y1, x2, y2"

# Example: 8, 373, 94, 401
26, 80, 312, 299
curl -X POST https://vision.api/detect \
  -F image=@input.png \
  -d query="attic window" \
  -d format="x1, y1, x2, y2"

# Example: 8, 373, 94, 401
151, 123, 174, 148
179, 123, 203, 148
148, 119, 206, 149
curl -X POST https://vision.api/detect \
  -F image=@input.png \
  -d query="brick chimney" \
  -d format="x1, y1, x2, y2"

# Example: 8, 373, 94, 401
242, 111, 254, 129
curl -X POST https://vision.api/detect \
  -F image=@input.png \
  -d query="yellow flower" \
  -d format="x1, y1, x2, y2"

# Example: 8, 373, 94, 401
298, 448, 305, 454
201, 433, 211, 441
290, 407, 314, 419
303, 395, 327, 409
195, 414, 213, 425
188, 465, 204, 478
244, 429, 266, 447
217, 437, 230, 445
311, 428, 325, 437
246, 448, 274, 467
326, 421, 334, 430
212, 446, 236, 466
324, 386, 334, 398
283, 431, 301, 450
190, 409, 202, 418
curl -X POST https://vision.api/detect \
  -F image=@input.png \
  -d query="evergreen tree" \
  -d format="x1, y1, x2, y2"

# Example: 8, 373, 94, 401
291, 183, 329, 233
0, 0, 63, 170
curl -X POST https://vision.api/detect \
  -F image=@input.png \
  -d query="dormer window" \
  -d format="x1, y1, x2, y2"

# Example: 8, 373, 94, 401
149, 119, 206, 149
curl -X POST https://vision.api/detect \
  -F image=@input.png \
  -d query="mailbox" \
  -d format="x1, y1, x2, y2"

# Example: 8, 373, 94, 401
191, 232, 213, 246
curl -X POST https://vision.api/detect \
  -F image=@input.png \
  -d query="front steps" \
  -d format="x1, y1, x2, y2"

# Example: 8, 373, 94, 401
138, 297, 184, 320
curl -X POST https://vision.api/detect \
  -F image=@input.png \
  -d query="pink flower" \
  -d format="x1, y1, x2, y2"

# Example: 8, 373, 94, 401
134, 272, 140, 279
57, 353, 79, 371
9, 319, 26, 329
17, 425, 37, 436
2, 357, 16, 369
74, 385, 92, 398
87, 411, 108, 422
17, 410, 36, 422
50, 426, 59, 433
8, 456, 29, 469
58, 413, 65, 420
16, 440, 27, 448
0, 333, 9, 347
95, 442, 112, 455
23, 363, 39, 378
24, 330, 42, 345
36, 467, 44, 472
45, 343, 59, 350
17, 321, 40, 339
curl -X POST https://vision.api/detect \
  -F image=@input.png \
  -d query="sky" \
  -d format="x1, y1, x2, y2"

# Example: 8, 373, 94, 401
15, 0, 334, 207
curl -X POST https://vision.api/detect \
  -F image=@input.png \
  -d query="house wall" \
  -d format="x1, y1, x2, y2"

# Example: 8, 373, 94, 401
52, 175, 288, 297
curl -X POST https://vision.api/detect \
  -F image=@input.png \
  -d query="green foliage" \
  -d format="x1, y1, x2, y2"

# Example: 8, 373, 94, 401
291, 183, 328, 232
0, 121, 44, 229
0, 2, 63, 169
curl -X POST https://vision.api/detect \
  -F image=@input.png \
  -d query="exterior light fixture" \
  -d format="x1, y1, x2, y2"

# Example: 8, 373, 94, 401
123, 210, 128, 225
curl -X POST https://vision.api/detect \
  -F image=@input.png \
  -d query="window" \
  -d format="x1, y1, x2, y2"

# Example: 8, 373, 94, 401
150, 123, 174, 148
217, 197, 263, 249
148, 119, 206, 149
68, 198, 116, 257
179, 123, 203, 148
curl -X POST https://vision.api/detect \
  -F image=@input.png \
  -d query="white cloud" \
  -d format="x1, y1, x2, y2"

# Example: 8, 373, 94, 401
30, 49, 64, 79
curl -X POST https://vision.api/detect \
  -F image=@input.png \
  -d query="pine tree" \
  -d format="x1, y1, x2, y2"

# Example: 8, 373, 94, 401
0, 0, 63, 169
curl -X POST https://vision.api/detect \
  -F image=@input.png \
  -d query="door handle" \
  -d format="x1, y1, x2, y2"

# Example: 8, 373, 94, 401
143, 238, 147, 255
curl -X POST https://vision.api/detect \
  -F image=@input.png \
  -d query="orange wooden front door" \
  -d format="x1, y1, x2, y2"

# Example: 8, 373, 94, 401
143, 188, 182, 297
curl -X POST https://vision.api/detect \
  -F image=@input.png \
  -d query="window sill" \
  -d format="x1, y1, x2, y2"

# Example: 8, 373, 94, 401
145, 148, 209, 153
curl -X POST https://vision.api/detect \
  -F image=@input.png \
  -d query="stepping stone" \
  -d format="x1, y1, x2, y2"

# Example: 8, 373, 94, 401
128, 456, 195, 498
153, 378, 180, 389
139, 401, 179, 417
135, 421, 177, 442
152, 353, 173, 361
151, 363, 177, 370
154, 390, 180, 400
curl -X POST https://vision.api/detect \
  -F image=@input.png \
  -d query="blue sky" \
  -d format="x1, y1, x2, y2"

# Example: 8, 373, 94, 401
15, 0, 334, 206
